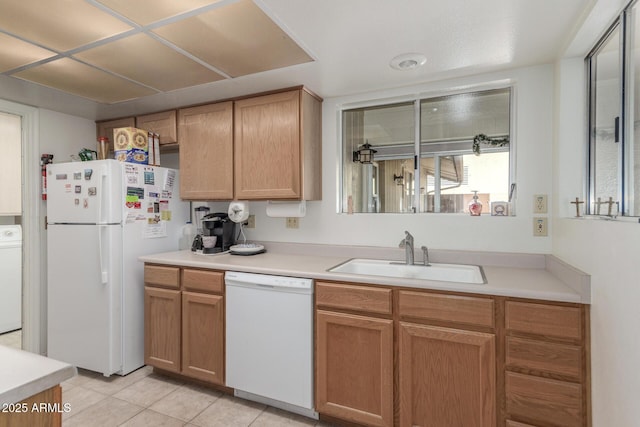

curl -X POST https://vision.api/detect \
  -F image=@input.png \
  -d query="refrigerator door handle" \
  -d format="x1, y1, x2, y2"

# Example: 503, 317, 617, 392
98, 165, 107, 224
98, 225, 108, 284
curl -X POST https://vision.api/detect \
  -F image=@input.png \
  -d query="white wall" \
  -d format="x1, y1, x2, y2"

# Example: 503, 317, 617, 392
240, 64, 555, 254
554, 55, 640, 426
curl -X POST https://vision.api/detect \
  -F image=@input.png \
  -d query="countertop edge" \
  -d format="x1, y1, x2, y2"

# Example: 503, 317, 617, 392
545, 254, 592, 303
2, 366, 77, 406
0, 346, 77, 406
139, 244, 591, 304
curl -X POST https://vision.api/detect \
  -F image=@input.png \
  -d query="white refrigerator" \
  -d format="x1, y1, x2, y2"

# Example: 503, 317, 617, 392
46, 159, 188, 376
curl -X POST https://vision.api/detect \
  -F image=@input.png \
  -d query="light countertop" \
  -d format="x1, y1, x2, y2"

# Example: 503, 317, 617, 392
140, 243, 591, 304
0, 345, 76, 405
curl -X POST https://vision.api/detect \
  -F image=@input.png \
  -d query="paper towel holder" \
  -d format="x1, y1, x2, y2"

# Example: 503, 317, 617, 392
266, 200, 306, 218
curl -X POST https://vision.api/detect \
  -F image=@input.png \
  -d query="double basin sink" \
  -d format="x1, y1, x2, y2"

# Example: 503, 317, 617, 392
329, 258, 486, 285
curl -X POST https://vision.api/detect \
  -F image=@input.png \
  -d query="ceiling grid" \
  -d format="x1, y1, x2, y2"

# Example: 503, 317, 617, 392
0, 0, 313, 104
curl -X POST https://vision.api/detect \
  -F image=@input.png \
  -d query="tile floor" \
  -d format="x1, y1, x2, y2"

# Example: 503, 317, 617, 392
61, 367, 334, 426
1, 329, 334, 426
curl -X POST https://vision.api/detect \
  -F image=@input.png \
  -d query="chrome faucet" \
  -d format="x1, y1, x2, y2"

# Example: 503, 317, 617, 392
398, 231, 415, 265
421, 246, 431, 266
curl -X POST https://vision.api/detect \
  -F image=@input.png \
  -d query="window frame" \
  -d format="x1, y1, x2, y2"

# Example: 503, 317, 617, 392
586, 0, 639, 217
338, 85, 516, 214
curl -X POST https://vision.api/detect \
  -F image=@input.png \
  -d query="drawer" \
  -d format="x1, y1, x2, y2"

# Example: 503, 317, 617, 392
315, 282, 392, 315
183, 269, 224, 294
144, 264, 180, 289
398, 290, 494, 328
506, 336, 582, 380
506, 421, 537, 427
506, 371, 583, 427
506, 301, 582, 340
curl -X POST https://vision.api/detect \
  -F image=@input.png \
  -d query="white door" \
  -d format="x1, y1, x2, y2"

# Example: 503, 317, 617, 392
47, 160, 122, 224
47, 223, 123, 376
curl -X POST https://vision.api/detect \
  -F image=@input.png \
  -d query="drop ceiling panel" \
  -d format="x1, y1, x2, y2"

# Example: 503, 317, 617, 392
75, 33, 225, 91
0, 33, 56, 73
13, 58, 156, 103
153, 0, 313, 77
0, 0, 132, 51
96, 0, 224, 26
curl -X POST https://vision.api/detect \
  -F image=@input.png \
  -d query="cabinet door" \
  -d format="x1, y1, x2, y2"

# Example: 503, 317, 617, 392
96, 117, 135, 155
399, 322, 496, 427
234, 90, 301, 199
136, 110, 177, 145
182, 292, 224, 385
178, 102, 233, 200
316, 310, 393, 427
144, 287, 181, 373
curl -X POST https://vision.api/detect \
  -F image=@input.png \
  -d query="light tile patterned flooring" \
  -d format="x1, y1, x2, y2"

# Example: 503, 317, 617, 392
0, 329, 335, 426
61, 366, 333, 426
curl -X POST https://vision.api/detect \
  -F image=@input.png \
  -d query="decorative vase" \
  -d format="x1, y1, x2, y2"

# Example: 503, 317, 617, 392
469, 191, 483, 216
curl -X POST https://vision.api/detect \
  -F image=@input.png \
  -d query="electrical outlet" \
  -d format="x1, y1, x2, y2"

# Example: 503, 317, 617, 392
286, 217, 299, 229
533, 194, 547, 214
533, 217, 548, 236
245, 215, 255, 229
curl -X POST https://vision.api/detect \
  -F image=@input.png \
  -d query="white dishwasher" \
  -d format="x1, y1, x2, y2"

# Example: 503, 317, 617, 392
225, 271, 317, 419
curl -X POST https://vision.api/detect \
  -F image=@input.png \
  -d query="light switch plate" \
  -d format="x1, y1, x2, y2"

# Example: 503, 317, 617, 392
533, 217, 548, 236
533, 194, 547, 213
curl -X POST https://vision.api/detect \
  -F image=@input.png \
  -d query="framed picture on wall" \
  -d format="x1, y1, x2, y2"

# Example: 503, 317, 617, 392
490, 201, 509, 216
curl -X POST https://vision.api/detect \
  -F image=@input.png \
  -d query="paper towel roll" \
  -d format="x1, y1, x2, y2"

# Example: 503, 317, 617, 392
266, 201, 306, 217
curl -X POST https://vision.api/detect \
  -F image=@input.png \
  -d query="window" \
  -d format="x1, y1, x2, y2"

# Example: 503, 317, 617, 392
0, 111, 22, 215
587, 0, 640, 216
341, 88, 512, 214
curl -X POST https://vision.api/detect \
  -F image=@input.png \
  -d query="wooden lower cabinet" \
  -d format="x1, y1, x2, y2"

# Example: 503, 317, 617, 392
144, 265, 225, 386
144, 287, 181, 373
181, 292, 224, 384
504, 300, 588, 427
398, 322, 496, 427
506, 372, 582, 427
316, 310, 394, 427
0, 386, 63, 427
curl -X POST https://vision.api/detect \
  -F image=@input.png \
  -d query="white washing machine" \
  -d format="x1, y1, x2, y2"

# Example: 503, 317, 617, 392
0, 225, 22, 334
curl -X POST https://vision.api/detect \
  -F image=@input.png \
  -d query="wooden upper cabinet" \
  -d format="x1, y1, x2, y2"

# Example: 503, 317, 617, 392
136, 110, 177, 146
178, 102, 234, 200
96, 117, 135, 154
234, 88, 322, 200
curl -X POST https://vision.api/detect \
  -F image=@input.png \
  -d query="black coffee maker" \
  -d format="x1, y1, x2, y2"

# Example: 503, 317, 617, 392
201, 212, 236, 253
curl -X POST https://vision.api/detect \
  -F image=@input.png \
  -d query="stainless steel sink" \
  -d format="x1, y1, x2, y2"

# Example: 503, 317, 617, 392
329, 258, 486, 284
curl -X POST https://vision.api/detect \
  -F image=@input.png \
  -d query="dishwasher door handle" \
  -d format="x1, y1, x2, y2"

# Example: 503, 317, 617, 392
225, 271, 313, 291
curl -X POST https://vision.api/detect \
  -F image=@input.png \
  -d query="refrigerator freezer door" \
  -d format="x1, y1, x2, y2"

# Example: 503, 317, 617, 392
47, 160, 123, 224
47, 223, 123, 376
